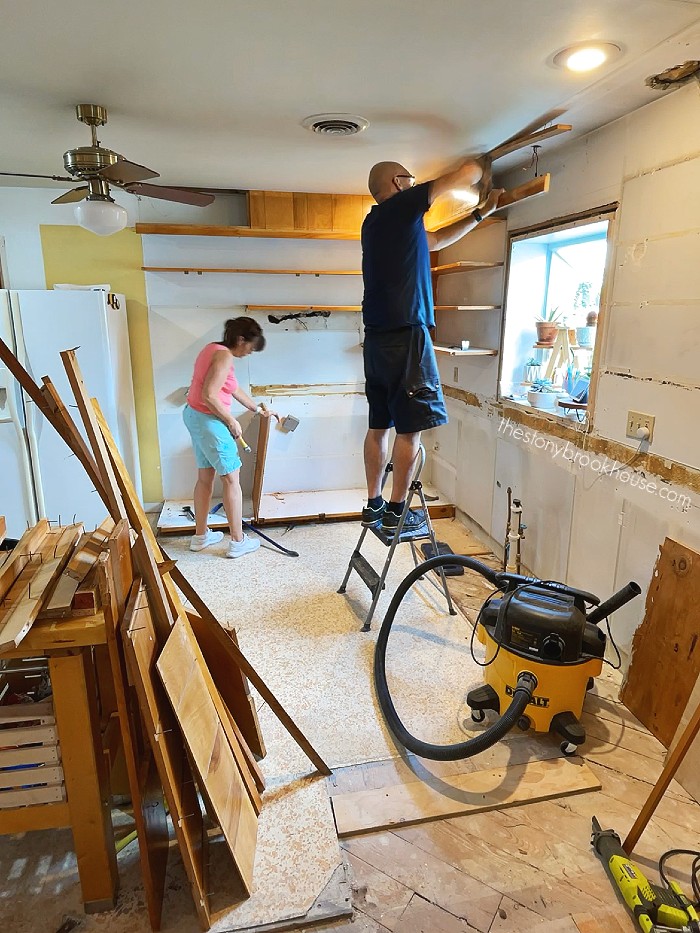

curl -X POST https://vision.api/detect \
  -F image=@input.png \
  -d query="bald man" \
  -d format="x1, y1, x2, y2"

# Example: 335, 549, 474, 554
360, 158, 503, 534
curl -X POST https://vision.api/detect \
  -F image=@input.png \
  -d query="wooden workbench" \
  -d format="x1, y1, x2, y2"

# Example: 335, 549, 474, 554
0, 610, 118, 912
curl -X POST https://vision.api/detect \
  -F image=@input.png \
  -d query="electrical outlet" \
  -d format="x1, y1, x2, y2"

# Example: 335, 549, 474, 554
453, 366, 459, 383
626, 410, 655, 442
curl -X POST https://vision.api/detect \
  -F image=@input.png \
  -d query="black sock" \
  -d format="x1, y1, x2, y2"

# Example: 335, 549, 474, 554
387, 500, 405, 515
368, 496, 383, 509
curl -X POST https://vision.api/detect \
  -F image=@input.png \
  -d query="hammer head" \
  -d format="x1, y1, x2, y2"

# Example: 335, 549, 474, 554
280, 415, 300, 433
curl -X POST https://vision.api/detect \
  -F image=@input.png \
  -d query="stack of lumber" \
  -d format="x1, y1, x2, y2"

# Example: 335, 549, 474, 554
0, 519, 117, 812
0, 520, 83, 653
0, 335, 329, 932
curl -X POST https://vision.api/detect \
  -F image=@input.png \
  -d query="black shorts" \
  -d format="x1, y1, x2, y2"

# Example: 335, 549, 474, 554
363, 325, 448, 434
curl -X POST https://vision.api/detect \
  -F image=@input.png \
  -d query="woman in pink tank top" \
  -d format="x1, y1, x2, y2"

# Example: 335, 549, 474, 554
183, 317, 278, 559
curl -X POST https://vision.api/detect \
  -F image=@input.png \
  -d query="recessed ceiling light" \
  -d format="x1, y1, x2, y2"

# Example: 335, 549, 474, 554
301, 113, 369, 136
552, 42, 622, 73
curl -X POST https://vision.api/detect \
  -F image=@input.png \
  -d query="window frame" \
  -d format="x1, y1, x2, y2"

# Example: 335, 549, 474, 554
498, 203, 619, 428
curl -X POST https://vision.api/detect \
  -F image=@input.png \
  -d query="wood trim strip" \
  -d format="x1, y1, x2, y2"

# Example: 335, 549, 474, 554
135, 224, 361, 239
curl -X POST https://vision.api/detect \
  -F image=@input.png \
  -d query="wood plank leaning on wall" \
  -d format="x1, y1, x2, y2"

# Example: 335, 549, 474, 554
620, 538, 700, 748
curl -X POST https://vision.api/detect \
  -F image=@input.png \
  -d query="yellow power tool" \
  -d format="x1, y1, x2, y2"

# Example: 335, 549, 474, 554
591, 818, 700, 933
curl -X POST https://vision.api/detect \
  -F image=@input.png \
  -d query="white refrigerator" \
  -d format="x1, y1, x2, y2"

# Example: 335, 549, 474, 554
0, 290, 141, 538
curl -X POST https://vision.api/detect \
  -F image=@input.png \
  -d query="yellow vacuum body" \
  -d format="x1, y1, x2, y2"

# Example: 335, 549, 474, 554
467, 583, 608, 753
477, 625, 603, 732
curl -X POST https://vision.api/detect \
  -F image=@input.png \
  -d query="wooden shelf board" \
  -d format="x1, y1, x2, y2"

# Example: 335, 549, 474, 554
434, 346, 498, 357
157, 490, 454, 531
141, 267, 361, 276
431, 261, 504, 275
246, 305, 361, 312
135, 224, 360, 240
533, 343, 594, 350
434, 305, 501, 311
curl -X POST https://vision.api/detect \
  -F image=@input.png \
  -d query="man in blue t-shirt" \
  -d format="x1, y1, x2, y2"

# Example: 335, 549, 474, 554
360, 158, 503, 533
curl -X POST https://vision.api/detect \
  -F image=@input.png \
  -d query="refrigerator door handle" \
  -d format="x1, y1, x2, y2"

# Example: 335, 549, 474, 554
9, 293, 47, 520
23, 396, 47, 518
0, 364, 39, 523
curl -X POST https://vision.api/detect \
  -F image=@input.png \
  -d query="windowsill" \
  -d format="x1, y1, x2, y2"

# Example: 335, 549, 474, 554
501, 394, 588, 427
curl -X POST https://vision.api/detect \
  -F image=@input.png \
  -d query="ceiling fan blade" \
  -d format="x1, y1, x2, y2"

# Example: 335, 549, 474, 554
100, 159, 160, 184
0, 170, 74, 182
51, 186, 89, 204
122, 182, 215, 207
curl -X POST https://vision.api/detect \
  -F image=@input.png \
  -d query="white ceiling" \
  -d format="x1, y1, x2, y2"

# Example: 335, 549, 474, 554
1, 0, 700, 196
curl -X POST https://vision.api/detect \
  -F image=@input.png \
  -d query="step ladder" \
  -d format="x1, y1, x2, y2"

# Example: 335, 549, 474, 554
338, 444, 456, 632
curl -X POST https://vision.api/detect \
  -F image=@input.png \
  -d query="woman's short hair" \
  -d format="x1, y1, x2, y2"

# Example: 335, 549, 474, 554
221, 317, 266, 351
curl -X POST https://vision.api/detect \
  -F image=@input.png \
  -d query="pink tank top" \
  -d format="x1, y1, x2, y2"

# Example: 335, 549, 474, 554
187, 343, 238, 414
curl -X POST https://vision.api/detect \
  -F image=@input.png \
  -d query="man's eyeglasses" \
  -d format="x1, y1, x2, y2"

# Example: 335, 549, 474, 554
394, 174, 416, 188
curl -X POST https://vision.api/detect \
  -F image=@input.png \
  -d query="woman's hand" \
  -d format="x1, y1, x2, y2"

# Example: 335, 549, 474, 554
260, 406, 282, 422
227, 418, 243, 439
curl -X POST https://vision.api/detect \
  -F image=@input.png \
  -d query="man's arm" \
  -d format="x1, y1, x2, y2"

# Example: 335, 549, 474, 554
426, 188, 504, 251
428, 155, 488, 206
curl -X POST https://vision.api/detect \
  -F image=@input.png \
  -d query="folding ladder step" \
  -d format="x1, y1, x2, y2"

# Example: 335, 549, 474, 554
350, 551, 382, 595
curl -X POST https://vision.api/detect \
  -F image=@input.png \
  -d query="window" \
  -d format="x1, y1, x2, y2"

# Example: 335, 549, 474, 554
500, 212, 614, 420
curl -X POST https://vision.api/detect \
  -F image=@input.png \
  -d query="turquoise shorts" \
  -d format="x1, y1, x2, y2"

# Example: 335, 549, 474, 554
183, 404, 242, 475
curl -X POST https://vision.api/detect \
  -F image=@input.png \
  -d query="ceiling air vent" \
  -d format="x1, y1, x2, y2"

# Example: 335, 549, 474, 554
301, 113, 369, 136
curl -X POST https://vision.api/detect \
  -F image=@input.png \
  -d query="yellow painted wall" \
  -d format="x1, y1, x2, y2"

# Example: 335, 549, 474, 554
40, 225, 162, 502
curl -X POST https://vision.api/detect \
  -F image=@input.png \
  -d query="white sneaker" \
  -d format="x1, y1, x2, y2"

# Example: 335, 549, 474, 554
227, 534, 260, 559
189, 529, 224, 552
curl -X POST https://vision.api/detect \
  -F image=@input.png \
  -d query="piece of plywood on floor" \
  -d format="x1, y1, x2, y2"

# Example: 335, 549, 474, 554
331, 757, 601, 837
621, 538, 700, 748
156, 617, 259, 893
223, 861, 352, 933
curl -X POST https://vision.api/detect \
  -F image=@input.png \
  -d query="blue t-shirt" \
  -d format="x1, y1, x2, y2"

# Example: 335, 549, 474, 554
361, 181, 433, 332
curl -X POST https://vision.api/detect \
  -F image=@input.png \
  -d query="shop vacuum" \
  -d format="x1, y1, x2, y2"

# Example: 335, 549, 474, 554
374, 555, 641, 759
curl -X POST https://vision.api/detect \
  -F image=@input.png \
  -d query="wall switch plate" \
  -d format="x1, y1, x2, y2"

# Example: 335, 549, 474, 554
626, 410, 655, 442
453, 366, 459, 383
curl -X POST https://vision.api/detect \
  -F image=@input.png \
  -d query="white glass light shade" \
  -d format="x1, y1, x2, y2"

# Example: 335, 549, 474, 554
74, 199, 128, 236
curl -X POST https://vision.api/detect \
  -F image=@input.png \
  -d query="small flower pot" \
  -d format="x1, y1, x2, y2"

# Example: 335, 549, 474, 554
576, 326, 596, 348
536, 322, 558, 346
527, 390, 558, 410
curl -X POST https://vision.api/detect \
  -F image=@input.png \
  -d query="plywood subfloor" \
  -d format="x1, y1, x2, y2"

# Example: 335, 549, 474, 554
3, 517, 700, 933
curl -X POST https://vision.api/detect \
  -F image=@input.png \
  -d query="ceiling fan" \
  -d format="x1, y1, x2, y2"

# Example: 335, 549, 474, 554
0, 104, 215, 234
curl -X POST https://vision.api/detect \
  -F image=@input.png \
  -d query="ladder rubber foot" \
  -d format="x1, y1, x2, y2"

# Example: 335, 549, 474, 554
361, 623, 372, 633
337, 586, 347, 594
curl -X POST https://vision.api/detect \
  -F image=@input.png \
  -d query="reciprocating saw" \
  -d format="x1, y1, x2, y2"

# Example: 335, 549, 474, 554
591, 817, 700, 933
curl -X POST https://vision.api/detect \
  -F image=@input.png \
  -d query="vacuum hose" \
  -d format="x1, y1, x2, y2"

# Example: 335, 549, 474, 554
374, 554, 538, 761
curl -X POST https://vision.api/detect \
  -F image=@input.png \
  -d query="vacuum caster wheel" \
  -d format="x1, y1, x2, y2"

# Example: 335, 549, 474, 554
560, 741, 579, 757
517, 716, 530, 732
471, 709, 486, 724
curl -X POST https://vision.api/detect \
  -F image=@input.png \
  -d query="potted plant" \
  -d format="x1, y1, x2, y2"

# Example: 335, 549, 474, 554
535, 306, 562, 346
573, 281, 599, 348
523, 357, 541, 383
527, 378, 560, 410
